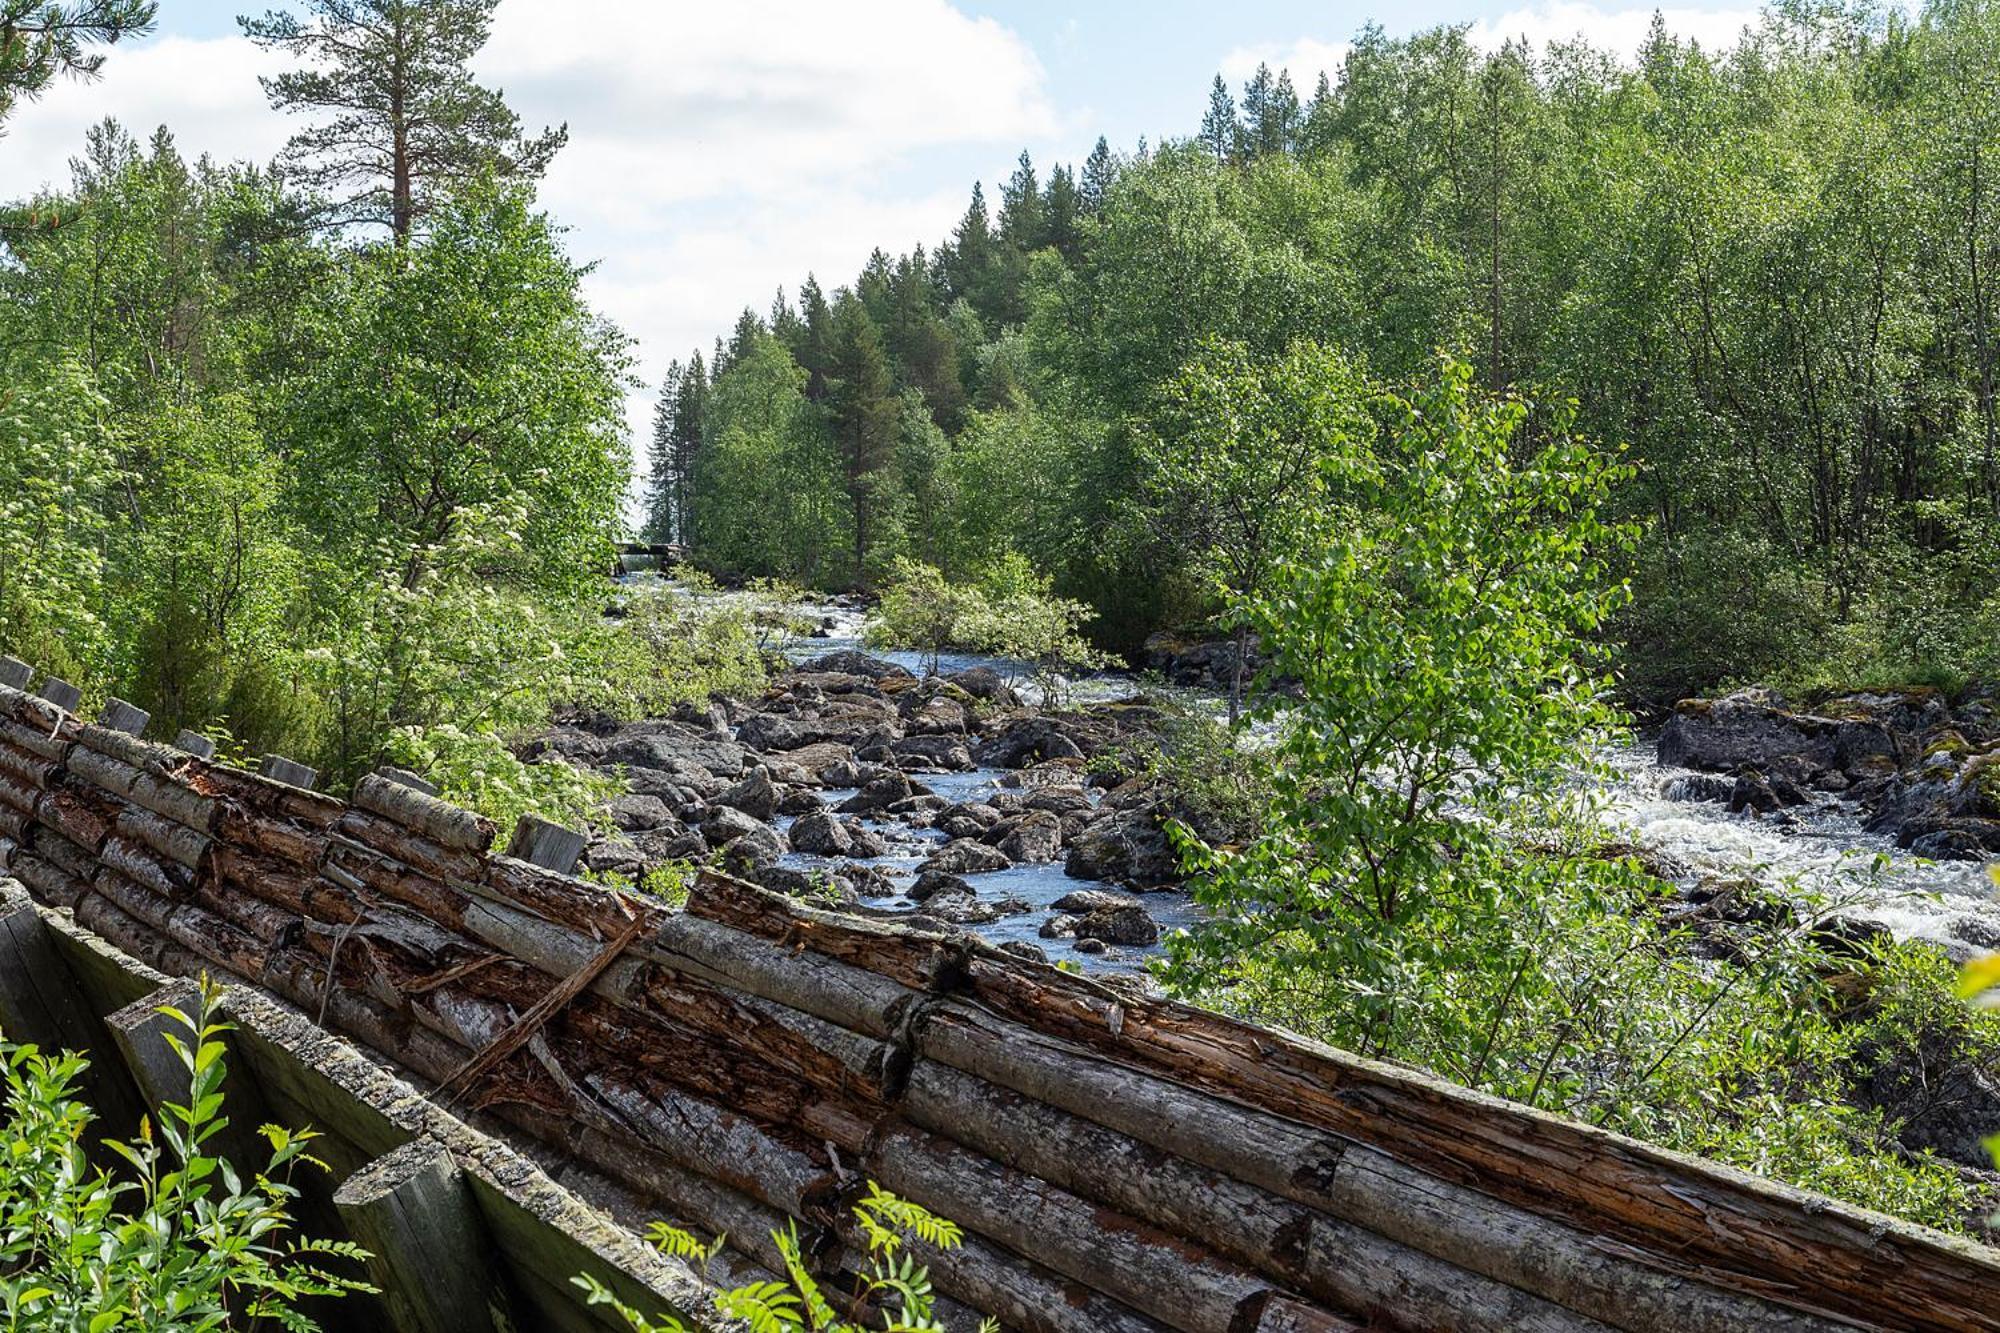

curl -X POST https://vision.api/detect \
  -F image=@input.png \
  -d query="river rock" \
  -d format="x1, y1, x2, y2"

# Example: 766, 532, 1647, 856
716, 767, 780, 821
921, 839, 1013, 875
1039, 913, 1078, 939
1051, 888, 1144, 915
917, 892, 1031, 926
715, 821, 786, 871
893, 735, 974, 771
1073, 902, 1161, 946
795, 650, 913, 681
700, 804, 767, 847
975, 717, 1091, 768
787, 808, 853, 856
607, 793, 677, 832
1656, 689, 1896, 779
774, 741, 856, 783
995, 810, 1063, 863
908, 870, 973, 902
1064, 808, 1178, 888
776, 788, 823, 817
607, 726, 749, 780
837, 772, 917, 814
947, 666, 1018, 705
757, 864, 858, 905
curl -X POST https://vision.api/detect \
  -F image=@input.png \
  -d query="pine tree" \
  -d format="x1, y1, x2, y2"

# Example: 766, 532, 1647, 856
825, 293, 898, 584
0, 0, 155, 128
943, 182, 1000, 321
241, 0, 565, 239
1240, 63, 1274, 159
999, 150, 1045, 252
644, 363, 681, 545
798, 274, 833, 399
669, 350, 708, 548
1043, 163, 1081, 258
1080, 136, 1116, 212
1265, 69, 1301, 155
727, 307, 764, 369
1200, 73, 1237, 161
769, 285, 805, 350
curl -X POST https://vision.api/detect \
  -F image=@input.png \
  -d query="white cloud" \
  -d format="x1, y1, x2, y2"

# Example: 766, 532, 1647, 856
1220, 2, 1762, 92
1467, 2, 1760, 55
0, 2, 1059, 501
1220, 38, 1352, 95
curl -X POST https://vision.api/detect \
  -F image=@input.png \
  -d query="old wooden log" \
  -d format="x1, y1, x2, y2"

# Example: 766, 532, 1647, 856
868, 1121, 1289, 1333
649, 911, 921, 1041
333, 1138, 511, 1333
354, 773, 497, 853
917, 1003, 1842, 1333
901, 1057, 1608, 1333
337, 809, 485, 883
957, 958, 2000, 1331
113, 805, 211, 870
687, 871, 964, 993
66, 747, 218, 833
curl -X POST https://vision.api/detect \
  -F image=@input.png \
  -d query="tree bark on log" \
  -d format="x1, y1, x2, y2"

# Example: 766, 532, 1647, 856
354, 774, 498, 854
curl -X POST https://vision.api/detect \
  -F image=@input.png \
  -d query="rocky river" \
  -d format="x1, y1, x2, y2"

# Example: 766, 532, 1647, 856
549, 588, 2000, 977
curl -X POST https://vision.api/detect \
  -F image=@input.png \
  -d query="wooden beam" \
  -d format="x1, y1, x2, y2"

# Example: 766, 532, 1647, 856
334, 1138, 511, 1333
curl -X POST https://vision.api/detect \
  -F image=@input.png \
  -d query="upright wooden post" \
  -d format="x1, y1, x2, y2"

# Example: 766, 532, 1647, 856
37, 678, 81, 713
0, 657, 30, 690
0, 884, 146, 1134
106, 978, 277, 1169
99, 699, 151, 736
507, 815, 586, 875
173, 730, 218, 760
333, 1138, 509, 1333
260, 755, 320, 790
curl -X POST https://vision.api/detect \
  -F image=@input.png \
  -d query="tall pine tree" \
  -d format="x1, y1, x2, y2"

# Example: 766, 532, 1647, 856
824, 293, 898, 584
1200, 74, 1237, 161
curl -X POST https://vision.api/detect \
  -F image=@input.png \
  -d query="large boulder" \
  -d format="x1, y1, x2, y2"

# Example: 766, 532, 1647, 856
837, 772, 917, 814
995, 810, 1064, 864
976, 718, 1089, 769
607, 793, 677, 833
917, 892, 1031, 926
700, 804, 769, 848
1050, 888, 1144, 915
908, 869, 974, 902
946, 666, 1018, 706
1063, 808, 1178, 888
716, 767, 780, 821
1656, 689, 1896, 779
606, 725, 749, 780
773, 741, 856, 784
921, 839, 1013, 876
1073, 902, 1161, 946
717, 823, 787, 872
794, 650, 913, 681
787, 808, 854, 857
892, 735, 974, 771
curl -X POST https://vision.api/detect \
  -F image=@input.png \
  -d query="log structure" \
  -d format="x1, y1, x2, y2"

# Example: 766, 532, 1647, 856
0, 675, 1993, 1331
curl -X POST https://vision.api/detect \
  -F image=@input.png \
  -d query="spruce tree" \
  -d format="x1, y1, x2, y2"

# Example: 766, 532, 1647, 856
797, 274, 833, 400
769, 285, 805, 351
1043, 163, 1081, 258
1265, 69, 1301, 156
1080, 136, 1116, 212
824, 293, 898, 584
999, 150, 1045, 252
240, 0, 565, 239
668, 350, 707, 548
1240, 63, 1274, 159
1200, 73, 1237, 161
943, 182, 1001, 322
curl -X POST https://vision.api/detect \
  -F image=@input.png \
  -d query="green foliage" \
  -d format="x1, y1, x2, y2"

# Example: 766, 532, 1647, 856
384, 724, 621, 845
576, 1181, 995, 1333
0, 976, 373, 1328
0, 0, 155, 125
865, 554, 1109, 702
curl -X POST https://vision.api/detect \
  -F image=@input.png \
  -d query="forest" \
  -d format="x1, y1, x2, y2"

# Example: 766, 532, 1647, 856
651, 1, 2000, 705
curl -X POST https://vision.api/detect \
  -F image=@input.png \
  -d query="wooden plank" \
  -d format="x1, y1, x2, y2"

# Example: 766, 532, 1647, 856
0, 658, 30, 690
260, 755, 320, 791
36, 678, 81, 713
173, 730, 218, 760
508, 814, 586, 874
334, 1138, 512, 1333
98, 699, 150, 736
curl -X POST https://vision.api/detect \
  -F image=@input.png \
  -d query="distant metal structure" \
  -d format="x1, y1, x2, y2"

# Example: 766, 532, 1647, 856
613, 542, 688, 575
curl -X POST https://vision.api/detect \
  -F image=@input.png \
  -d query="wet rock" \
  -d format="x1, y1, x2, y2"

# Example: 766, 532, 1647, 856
1051, 888, 1145, 915
716, 767, 780, 822
1026, 788, 1094, 818
998, 940, 1048, 964
975, 717, 1091, 769
700, 805, 768, 847
1656, 689, 1896, 779
1727, 772, 1808, 815
921, 839, 1013, 875
607, 726, 749, 780
758, 865, 858, 906
1002, 760, 1088, 791
995, 810, 1064, 864
1064, 808, 1179, 888
1072, 937, 1108, 955
773, 741, 856, 784
776, 788, 823, 817
908, 870, 973, 902
1039, 913, 1078, 939
607, 793, 677, 832
837, 772, 917, 814
918, 892, 1031, 926
787, 809, 853, 857
847, 824, 890, 858
794, 650, 913, 681
904, 696, 974, 736
716, 822, 786, 871
1074, 903, 1161, 946
936, 803, 1002, 840
892, 735, 974, 771
947, 666, 1018, 705
1662, 773, 1734, 804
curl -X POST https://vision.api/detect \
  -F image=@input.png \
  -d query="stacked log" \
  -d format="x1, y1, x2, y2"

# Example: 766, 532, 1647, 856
0, 679, 1993, 1332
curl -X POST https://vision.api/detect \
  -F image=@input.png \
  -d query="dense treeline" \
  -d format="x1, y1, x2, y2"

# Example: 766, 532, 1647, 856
658, 0, 2000, 699
0, 0, 739, 793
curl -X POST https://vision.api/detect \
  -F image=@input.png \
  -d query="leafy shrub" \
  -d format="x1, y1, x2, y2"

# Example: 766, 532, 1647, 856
0, 977, 372, 1328
385, 724, 623, 845
576, 1180, 995, 1332
866, 553, 1109, 704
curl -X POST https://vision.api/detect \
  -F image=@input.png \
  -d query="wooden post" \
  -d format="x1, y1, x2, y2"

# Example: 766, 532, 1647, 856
508, 815, 586, 875
37, 678, 82, 713
334, 1138, 510, 1333
105, 978, 277, 1168
0, 658, 30, 690
260, 755, 319, 790
99, 699, 151, 736
0, 884, 146, 1134
378, 766, 441, 797
173, 730, 218, 760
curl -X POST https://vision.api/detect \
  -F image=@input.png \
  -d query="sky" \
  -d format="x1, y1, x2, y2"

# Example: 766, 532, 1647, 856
0, 0, 1766, 474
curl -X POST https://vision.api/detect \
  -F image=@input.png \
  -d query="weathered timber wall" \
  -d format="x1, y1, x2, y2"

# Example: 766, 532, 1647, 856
0, 676, 1995, 1332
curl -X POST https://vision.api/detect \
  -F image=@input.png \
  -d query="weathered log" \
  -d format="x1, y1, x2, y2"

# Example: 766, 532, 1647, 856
13, 849, 92, 909
338, 809, 486, 883
916, 1004, 1851, 1333
958, 958, 2000, 1331
322, 840, 471, 930
869, 1121, 1287, 1333
212, 844, 362, 927
480, 854, 660, 941
901, 1057, 1607, 1333
0, 771, 38, 818
0, 742, 56, 787
648, 911, 921, 1041
88, 868, 277, 980
113, 805, 211, 870
354, 773, 497, 853
66, 748, 218, 832
188, 762, 347, 828
71, 723, 181, 774
332, 1138, 512, 1333
585, 1075, 834, 1218
101, 834, 195, 899
687, 871, 964, 993
36, 785, 112, 853
0, 805, 23, 841
215, 804, 330, 867
0, 717, 66, 762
